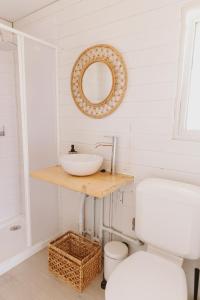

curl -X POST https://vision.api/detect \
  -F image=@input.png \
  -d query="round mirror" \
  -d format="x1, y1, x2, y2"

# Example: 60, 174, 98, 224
82, 62, 113, 104
71, 44, 127, 118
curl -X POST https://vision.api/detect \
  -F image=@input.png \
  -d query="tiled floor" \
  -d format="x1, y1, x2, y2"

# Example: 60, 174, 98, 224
0, 249, 105, 300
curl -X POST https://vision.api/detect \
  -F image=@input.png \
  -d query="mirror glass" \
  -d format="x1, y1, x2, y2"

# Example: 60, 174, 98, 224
82, 62, 113, 103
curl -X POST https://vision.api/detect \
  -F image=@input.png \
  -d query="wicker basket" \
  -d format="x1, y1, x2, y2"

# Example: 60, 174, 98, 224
48, 231, 102, 292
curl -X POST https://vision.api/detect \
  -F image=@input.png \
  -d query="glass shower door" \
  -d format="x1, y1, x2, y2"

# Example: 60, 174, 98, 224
0, 28, 26, 263
23, 37, 59, 245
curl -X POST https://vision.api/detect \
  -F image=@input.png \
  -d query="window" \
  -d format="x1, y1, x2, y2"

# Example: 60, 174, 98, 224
175, 3, 200, 140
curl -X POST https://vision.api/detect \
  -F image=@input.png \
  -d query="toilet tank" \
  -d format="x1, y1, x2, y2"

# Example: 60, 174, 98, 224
135, 178, 200, 259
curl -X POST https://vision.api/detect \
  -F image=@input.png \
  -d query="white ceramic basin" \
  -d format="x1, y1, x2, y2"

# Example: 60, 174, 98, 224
60, 154, 103, 176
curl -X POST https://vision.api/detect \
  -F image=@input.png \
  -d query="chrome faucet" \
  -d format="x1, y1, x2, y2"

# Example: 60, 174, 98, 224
95, 136, 117, 175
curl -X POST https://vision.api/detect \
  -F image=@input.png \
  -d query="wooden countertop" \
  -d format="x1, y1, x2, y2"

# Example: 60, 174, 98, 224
30, 165, 133, 198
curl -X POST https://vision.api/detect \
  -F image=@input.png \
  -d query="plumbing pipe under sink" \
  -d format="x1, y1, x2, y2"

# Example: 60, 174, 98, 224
79, 194, 99, 241
79, 194, 88, 235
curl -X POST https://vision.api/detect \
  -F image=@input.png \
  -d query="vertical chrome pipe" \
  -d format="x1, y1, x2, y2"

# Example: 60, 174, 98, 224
99, 197, 105, 246
79, 194, 87, 235
91, 196, 95, 239
111, 136, 117, 175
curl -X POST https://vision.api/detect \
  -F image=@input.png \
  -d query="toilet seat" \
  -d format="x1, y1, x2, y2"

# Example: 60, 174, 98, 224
105, 251, 187, 300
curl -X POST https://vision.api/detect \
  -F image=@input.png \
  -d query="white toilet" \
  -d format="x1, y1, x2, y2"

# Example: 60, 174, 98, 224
106, 178, 200, 300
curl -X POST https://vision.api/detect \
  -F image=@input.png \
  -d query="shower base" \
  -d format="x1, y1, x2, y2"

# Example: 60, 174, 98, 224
0, 215, 26, 263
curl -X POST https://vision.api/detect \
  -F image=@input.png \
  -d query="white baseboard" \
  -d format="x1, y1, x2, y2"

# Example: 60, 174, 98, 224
0, 233, 61, 276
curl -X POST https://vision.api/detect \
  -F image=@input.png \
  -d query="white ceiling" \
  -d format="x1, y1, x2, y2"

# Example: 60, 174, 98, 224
0, 0, 58, 22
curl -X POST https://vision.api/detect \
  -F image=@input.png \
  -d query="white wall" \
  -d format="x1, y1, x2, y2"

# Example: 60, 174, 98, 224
14, 0, 200, 298
0, 25, 22, 223
0, 18, 11, 27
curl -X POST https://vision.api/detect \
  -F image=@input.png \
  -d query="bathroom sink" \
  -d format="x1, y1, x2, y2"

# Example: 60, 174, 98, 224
60, 154, 103, 176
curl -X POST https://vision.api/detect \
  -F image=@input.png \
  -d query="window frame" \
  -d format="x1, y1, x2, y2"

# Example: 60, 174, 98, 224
174, 2, 200, 142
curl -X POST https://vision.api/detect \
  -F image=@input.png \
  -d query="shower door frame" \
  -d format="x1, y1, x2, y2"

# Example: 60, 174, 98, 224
0, 22, 59, 247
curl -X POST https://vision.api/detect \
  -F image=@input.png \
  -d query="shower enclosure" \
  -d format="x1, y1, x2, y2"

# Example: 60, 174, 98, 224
0, 23, 59, 273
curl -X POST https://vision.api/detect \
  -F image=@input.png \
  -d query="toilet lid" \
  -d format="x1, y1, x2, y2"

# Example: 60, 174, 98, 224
105, 251, 187, 300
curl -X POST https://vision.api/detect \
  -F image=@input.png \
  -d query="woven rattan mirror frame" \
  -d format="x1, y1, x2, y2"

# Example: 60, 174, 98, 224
71, 44, 127, 119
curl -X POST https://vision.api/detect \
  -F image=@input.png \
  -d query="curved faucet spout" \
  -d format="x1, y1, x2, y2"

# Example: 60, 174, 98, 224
95, 136, 117, 174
